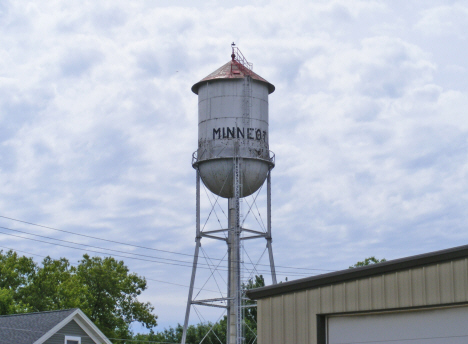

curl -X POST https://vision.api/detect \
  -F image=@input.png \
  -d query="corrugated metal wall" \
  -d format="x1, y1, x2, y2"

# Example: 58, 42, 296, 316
257, 258, 468, 344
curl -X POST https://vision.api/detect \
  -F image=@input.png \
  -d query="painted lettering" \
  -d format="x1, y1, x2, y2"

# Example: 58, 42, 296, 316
212, 127, 266, 141
213, 128, 221, 139
227, 127, 235, 138
248, 128, 254, 139
237, 127, 245, 139
255, 129, 262, 140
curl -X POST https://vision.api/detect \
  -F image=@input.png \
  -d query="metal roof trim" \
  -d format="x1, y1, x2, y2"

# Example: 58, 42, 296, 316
191, 60, 275, 94
246, 244, 468, 300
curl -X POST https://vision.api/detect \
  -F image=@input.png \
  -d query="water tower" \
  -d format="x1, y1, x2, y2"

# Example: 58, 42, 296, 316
182, 44, 277, 344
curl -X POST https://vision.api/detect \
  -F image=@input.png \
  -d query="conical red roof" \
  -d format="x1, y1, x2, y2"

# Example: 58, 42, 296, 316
191, 60, 275, 94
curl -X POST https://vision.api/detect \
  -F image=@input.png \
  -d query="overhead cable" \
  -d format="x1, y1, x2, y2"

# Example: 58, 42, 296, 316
0, 215, 335, 272
0, 229, 316, 277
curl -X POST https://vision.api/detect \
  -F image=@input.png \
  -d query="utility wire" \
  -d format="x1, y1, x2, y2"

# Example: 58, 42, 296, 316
0, 215, 194, 257
0, 226, 203, 264
0, 244, 221, 294
0, 215, 335, 272
0, 230, 314, 277
0, 226, 210, 270
0, 223, 323, 276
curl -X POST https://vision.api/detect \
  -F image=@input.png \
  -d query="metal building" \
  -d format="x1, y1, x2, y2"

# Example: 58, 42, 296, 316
182, 45, 277, 344
247, 244, 468, 344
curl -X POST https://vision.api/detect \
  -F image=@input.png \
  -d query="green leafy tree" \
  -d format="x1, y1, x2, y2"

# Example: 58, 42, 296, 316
0, 250, 36, 314
0, 288, 28, 315
22, 256, 79, 312
74, 254, 158, 340
0, 250, 157, 341
243, 274, 265, 343
349, 256, 386, 269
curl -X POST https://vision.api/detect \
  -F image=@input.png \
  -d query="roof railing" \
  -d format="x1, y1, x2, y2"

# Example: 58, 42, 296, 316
231, 43, 253, 75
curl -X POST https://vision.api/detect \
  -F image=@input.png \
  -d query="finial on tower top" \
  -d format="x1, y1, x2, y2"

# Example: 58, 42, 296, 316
231, 42, 236, 60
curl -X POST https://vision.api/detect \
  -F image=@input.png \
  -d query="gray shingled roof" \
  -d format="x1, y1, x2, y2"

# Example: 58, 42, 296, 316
0, 308, 77, 344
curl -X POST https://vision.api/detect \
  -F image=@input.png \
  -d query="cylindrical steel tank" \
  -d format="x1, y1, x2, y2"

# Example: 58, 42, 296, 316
192, 55, 275, 198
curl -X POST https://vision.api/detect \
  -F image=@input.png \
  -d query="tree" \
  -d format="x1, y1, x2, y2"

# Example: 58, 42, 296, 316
349, 256, 386, 269
75, 254, 157, 340
0, 250, 36, 314
22, 256, 79, 312
0, 250, 157, 340
243, 274, 265, 343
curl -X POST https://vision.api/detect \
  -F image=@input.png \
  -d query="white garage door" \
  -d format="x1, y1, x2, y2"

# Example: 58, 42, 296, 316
327, 306, 468, 344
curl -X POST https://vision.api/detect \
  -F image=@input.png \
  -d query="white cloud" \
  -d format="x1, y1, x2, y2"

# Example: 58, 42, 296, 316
1, 0, 468, 331
416, 3, 468, 38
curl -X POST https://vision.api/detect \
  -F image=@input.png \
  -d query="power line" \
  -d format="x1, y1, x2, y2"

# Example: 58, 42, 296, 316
0, 244, 221, 294
0, 245, 48, 259
0, 230, 209, 270
0, 229, 316, 277
0, 225, 207, 268
0, 215, 334, 273
0, 215, 194, 257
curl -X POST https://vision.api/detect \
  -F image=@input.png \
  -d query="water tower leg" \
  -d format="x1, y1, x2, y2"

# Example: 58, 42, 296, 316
266, 169, 277, 284
181, 169, 201, 344
227, 156, 243, 344
226, 198, 236, 344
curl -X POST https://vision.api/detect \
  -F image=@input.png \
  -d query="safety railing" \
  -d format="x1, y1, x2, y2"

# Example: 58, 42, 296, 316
192, 150, 275, 167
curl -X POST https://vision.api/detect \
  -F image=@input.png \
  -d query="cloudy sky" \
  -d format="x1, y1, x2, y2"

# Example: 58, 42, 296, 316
2, 0, 468, 334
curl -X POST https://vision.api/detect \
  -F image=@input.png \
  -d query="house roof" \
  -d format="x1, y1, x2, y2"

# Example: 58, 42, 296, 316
246, 244, 468, 300
0, 308, 111, 344
0, 309, 76, 344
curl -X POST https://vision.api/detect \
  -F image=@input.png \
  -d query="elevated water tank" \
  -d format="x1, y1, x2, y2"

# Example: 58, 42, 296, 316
192, 49, 275, 198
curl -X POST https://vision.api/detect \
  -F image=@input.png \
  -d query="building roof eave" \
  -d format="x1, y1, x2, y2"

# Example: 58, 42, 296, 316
246, 244, 468, 300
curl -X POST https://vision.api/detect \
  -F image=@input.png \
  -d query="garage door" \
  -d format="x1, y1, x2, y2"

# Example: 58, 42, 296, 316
327, 306, 468, 344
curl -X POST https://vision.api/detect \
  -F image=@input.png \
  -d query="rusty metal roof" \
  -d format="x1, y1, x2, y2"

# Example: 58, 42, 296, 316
191, 60, 275, 94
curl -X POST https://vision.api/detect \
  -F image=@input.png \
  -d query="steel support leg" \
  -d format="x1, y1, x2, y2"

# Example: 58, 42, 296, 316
234, 156, 242, 344
181, 169, 201, 344
266, 169, 277, 284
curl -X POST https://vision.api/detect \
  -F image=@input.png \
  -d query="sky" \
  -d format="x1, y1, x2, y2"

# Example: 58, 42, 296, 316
1, 0, 468, 334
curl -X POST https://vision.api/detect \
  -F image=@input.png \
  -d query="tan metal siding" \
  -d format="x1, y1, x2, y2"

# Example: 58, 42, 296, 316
257, 258, 468, 344
410, 267, 425, 306
370, 274, 385, 309
284, 293, 296, 343
344, 281, 357, 312
384, 273, 398, 309
257, 297, 271, 344
295, 291, 308, 344
424, 264, 440, 304
320, 286, 333, 314
397, 270, 411, 307
453, 259, 467, 302
332, 284, 345, 313
358, 278, 371, 310
440, 261, 454, 304
308, 288, 320, 344
271, 295, 283, 344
